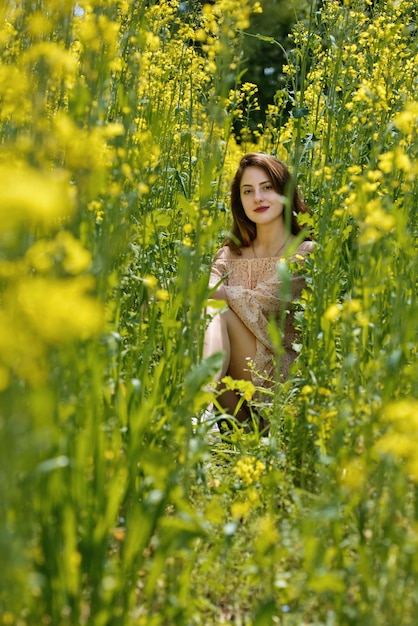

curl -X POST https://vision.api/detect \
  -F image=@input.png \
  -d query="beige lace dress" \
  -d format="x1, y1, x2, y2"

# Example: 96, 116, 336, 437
209, 241, 312, 395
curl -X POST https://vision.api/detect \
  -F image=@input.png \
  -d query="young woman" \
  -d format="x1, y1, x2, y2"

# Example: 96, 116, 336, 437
203, 152, 314, 431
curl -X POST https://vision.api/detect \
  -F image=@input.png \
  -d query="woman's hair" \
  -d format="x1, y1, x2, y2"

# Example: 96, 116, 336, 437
225, 152, 311, 254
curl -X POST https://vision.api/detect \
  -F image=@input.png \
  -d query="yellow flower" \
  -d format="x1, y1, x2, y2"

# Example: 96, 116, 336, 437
194, 29, 207, 43
347, 165, 362, 176
394, 147, 412, 173
340, 458, 366, 493
393, 101, 418, 134
355, 312, 369, 327
364, 207, 395, 233
345, 299, 362, 314
384, 400, 418, 424
16, 276, 104, 344
0, 167, 74, 229
231, 500, 252, 520
374, 401, 418, 481
138, 182, 150, 195
102, 123, 125, 138
22, 42, 77, 79
254, 516, 279, 552
143, 275, 157, 289
156, 289, 169, 302
324, 303, 341, 322
301, 385, 313, 395
221, 375, 255, 401
57, 231, 92, 274
24, 232, 92, 275
253, 1, 263, 13
27, 12, 52, 37
247, 487, 260, 504
234, 456, 265, 486
378, 151, 394, 174
182, 236, 193, 247
366, 169, 383, 182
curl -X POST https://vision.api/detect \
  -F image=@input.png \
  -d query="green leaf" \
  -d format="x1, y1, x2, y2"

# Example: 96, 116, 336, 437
184, 353, 224, 394
254, 34, 275, 44
293, 106, 310, 119
253, 598, 277, 625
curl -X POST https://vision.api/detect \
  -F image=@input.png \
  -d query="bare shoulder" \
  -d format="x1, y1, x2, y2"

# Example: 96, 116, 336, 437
290, 240, 316, 265
297, 240, 316, 254
213, 245, 242, 261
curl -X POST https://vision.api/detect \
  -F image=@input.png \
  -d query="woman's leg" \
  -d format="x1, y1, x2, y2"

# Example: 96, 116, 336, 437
224, 308, 255, 381
203, 305, 231, 380
204, 306, 256, 422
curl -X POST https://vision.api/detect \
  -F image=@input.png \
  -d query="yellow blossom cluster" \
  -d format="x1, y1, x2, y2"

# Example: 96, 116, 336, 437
227, 82, 261, 122
0, 167, 75, 229
337, 144, 416, 245
234, 456, 266, 486
221, 375, 256, 402
0, 274, 103, 387
374, 401, 418, 482
339, 457, 367, 494
141, 274, 169, 303
393, 101, 418, 138
0, 199, 103, 388
231, 488, 261, 520
323, 296, 370, 329
0, 0, 259, 398
27, 231, 91, 276
267, 0, 417, 179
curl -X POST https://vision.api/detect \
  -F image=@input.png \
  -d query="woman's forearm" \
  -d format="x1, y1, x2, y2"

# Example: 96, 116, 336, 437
210, 284, 227, 301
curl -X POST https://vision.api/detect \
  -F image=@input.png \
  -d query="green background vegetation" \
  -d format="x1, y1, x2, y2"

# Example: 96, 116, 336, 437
0, 0, 417, 624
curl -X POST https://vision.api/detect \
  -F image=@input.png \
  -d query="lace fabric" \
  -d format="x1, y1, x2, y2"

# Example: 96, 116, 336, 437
209, 243, 310, 392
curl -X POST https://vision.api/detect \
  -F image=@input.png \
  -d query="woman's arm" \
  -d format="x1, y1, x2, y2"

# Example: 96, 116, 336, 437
208, 248, 229, 300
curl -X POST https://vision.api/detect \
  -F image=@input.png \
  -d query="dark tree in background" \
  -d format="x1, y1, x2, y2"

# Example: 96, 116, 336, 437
238, 0, 311, 131
180, 0, 311, 130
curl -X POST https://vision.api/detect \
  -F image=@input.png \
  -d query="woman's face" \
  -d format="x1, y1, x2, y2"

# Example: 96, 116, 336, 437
240, 166, 284, 227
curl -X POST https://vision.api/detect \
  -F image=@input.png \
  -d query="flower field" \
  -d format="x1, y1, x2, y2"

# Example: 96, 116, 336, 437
0, 0, 417, 624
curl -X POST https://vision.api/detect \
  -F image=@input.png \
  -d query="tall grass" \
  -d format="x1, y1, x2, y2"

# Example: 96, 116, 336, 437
0, 1, 253, 623
0, 0, 417, 624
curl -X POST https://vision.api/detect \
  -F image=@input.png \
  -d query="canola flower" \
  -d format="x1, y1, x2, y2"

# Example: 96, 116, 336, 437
24, 231, 93, 275
261, 0, 418, 468
231, 488, 261, 520
221, 375, 256, 402
0, 275, 104, 385
0, 167, 75, 229
234, 456, 266, 486
0, 0, 417, 623
374, 401, 418, 482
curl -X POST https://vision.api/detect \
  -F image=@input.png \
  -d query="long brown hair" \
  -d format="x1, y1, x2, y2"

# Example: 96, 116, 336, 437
225, 152, 311, 254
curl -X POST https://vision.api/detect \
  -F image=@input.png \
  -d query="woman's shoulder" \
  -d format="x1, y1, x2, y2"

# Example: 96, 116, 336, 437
296, 240, 315, 254
287, 239, 316, 265
213, 245, 244, 262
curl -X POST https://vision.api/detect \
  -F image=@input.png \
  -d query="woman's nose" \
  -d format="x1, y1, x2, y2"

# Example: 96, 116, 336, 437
254, 188, 263, 201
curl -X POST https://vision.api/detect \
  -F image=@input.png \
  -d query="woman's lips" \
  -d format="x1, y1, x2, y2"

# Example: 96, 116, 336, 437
254, 206, 269, 213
